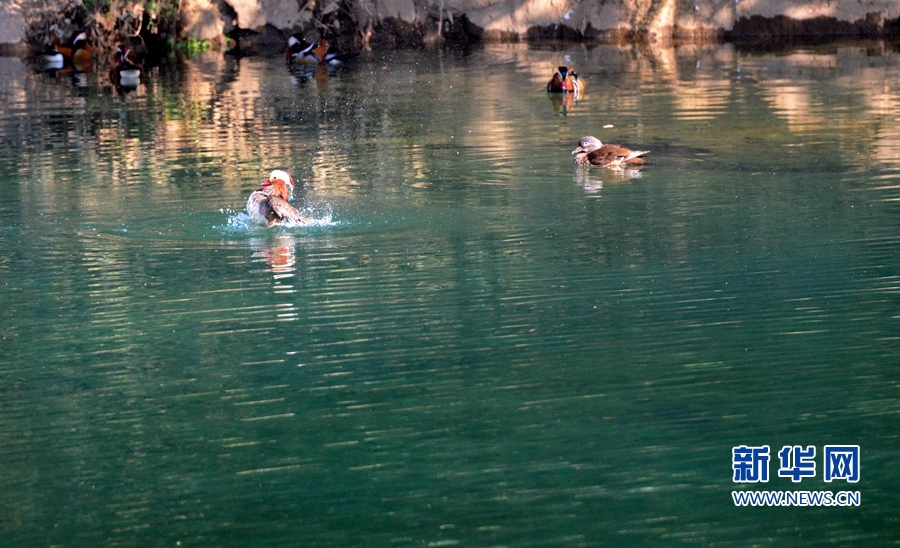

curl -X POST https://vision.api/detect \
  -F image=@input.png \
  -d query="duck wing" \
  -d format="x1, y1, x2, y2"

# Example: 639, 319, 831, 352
588, 144, 650, 167
323, 50, 358, 65
268, 195, 312, 226
246, 191, 277, 225
547, 73, 564, 92
622, 151, 651, 166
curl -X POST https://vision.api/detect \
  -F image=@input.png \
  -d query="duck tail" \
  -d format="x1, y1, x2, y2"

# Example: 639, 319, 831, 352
623, 150, 650, 162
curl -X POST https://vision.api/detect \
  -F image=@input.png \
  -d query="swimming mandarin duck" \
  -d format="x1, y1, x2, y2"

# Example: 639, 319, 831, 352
286, 34, 355, 66
547, 66, 584, 95
40, 43, 65, 69
61, 32, 94, 71
246, 170, 312, 227
110, 45, 143, 87
41, 32, 93, 71
572, 136, 651, 168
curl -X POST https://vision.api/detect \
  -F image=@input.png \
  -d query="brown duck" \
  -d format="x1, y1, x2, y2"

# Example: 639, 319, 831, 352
572, 136, 651, 168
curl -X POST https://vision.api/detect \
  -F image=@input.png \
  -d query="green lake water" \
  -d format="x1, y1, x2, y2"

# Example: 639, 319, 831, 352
0, 42, 898, 546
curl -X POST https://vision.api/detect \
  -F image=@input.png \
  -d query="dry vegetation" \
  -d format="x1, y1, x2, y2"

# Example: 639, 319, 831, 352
23, 0, 180, 62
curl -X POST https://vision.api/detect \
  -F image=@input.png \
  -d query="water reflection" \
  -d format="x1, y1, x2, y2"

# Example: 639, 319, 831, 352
573, 167, 603, 194
1, 42, 900, 547
573, 165, 646, 196
12, 41, 900, 185
288, 63, 336, 88
250, 234, 298, 277
548, 92, 579, 116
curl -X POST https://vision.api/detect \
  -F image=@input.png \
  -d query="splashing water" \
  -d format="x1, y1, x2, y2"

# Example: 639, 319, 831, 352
221, 205, 336, 232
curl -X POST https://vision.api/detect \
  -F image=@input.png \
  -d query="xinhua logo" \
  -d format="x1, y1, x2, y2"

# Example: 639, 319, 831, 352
732, 445, 770, 483
823, 446, 860, 483
731, 445, 861, 507
732, 445, 859, 483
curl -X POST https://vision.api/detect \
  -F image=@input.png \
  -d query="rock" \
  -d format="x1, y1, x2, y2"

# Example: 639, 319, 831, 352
229, 24, 289, 54
6, 0, 900, 52
182, 0, 228, 42
0, 0, 26, 55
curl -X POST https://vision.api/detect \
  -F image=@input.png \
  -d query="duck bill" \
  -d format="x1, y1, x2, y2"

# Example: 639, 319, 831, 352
571, 146, 584, 154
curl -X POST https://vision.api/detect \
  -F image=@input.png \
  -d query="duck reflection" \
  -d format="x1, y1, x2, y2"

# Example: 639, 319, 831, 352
247, 235, 302, 326
37, 62, 90, 87
573, 165, 643, 195
574, 168, 603, 194
250, 234, 298, 279
288, 64, 330, 87
548, 92, 579, 116
71, 71, 90, 88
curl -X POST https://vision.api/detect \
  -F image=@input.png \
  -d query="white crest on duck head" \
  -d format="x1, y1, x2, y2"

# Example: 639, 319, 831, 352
268, 169, 295, 197
288, 34, 315, 54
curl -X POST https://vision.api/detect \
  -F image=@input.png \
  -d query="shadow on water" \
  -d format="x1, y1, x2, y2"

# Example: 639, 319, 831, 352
0, 40, 899, 546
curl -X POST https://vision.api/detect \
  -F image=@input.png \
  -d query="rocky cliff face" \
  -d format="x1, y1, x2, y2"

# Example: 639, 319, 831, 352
178, 0, 900, 48
4, 0, 900, 51
0, 0, 26, 54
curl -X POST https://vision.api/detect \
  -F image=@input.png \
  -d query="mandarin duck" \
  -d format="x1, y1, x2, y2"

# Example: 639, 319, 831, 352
40, 42, 65, 69
246, 170, 312, 227
56, 32, 94, 71
547, 66, 584, 95
40, 32, 92, 71
572, 136, 651, 168
110, 45, 143, 88
286, 34, 355, 66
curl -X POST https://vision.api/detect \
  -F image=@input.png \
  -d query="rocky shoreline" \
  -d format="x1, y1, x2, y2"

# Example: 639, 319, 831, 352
3, 0, 900, 56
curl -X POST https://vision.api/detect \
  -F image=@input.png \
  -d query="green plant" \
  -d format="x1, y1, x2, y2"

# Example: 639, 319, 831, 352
174, 35, 211, 55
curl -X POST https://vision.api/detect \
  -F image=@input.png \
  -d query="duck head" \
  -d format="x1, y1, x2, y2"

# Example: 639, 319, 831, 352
114, 45, 142, 67
262, 170, 295, 201
114, 45, 128, 63
286, 34, 312, 58
71, 32, 90, 50
572, 136, 603, 154
287, 35, 305, 49
556, 66, 570, 80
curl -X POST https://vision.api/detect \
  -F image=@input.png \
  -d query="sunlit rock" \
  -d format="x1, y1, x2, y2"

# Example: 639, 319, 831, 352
0, 0, 26, 54
182, 0, 228, 42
